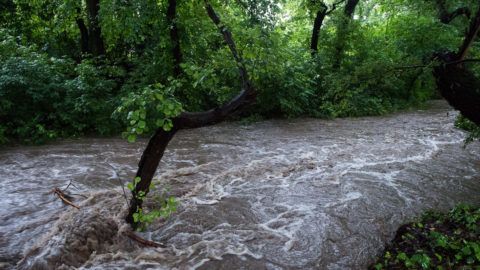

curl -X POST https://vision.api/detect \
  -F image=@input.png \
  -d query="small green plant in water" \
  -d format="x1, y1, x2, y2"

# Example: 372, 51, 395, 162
127, 177, 177, 231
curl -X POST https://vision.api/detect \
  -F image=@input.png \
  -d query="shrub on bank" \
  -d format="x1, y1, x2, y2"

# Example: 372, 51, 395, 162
0, 31, 124, 144
371, 204, 480, 269
455, 116, 480, 144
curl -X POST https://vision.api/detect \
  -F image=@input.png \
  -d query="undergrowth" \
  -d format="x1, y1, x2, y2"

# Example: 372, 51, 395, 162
371, 204, 480, 269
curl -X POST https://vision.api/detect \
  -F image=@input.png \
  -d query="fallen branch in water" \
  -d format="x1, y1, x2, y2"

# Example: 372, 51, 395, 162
124, 231, 165, 248
52, 187, 80, 209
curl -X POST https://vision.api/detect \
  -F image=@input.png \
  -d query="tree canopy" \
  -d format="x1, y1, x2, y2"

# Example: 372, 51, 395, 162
1, 0, 477, 144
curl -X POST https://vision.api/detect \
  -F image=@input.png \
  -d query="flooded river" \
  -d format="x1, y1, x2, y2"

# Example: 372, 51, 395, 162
1, 101, 479, 269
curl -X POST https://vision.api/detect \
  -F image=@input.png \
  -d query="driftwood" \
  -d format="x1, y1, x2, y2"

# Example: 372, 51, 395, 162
124, 231, 166, 248
52, 187, 80, 209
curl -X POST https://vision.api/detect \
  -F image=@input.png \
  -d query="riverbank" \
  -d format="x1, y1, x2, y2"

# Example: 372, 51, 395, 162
371, 204, 480, 269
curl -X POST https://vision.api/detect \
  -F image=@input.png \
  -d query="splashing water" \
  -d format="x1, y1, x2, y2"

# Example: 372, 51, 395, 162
1, 101, 479, 269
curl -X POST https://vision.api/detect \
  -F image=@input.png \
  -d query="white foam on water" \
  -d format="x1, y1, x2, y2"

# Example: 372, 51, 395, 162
1, 101, 480, 269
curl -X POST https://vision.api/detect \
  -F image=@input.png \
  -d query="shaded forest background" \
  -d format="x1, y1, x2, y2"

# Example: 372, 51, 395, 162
0, 0, 478, 144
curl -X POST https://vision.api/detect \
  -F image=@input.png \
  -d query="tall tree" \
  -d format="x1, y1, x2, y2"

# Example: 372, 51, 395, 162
167, 0, 183, 76
86, 0, 105, 56
332, 0, 360, 68
343, 0, 359, 17
126, 0, 257, 227
76, 7, 90, 55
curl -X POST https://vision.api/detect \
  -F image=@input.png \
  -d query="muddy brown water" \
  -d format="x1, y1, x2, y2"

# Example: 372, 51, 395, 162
0, 101, 479, 269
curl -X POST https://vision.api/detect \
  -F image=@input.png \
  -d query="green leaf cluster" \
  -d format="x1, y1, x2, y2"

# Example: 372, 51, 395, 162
115, 81, 183, 143
1, 0, 479, 145
455, 115, 480, 145
127, 177, 178, 231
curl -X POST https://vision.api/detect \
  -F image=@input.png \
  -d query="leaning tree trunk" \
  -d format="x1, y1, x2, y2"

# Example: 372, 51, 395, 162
311, 5, 328, 57
433, 3, 480, 126
126, 0, 257, 227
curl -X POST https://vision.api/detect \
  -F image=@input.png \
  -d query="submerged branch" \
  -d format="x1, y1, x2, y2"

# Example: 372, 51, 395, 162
124, 231, 166, 248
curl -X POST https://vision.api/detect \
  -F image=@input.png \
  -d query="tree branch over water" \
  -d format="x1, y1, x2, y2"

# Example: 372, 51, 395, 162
126, 0, 257, 227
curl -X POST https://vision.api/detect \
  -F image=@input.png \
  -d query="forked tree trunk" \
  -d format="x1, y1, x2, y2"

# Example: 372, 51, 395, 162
310, 0, 345, 57
126, 0, 257, 227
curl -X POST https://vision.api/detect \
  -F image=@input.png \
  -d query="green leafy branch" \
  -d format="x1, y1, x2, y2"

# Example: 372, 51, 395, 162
126, 177, 177, 231
115, 81, 183, 143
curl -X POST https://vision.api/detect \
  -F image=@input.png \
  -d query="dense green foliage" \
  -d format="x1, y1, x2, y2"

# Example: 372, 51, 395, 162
371, 204, 480, 269
0, 31, 123, 144
455, 115, 480, 144
0, 0, 478, 144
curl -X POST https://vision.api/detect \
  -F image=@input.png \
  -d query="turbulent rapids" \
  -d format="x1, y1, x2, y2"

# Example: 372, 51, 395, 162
1, 101, 479, 269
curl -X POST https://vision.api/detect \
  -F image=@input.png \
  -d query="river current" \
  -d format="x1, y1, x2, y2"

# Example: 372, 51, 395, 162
1, 100, 479, 269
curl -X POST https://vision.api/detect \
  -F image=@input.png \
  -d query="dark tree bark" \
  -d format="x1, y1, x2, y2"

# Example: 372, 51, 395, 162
86, 0, 105, 56
167, 0, 183, 76
456, 5, 480, 61
311, 3, 328, 57
310, 0, 345, 57
76, 7, 89, 54
344, 0, 360, 18
332, 0, 360, 68
433, 4, 480, 126
434, 60, 480, 126
434, 0, 470, 24
126, 0, 257, 227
